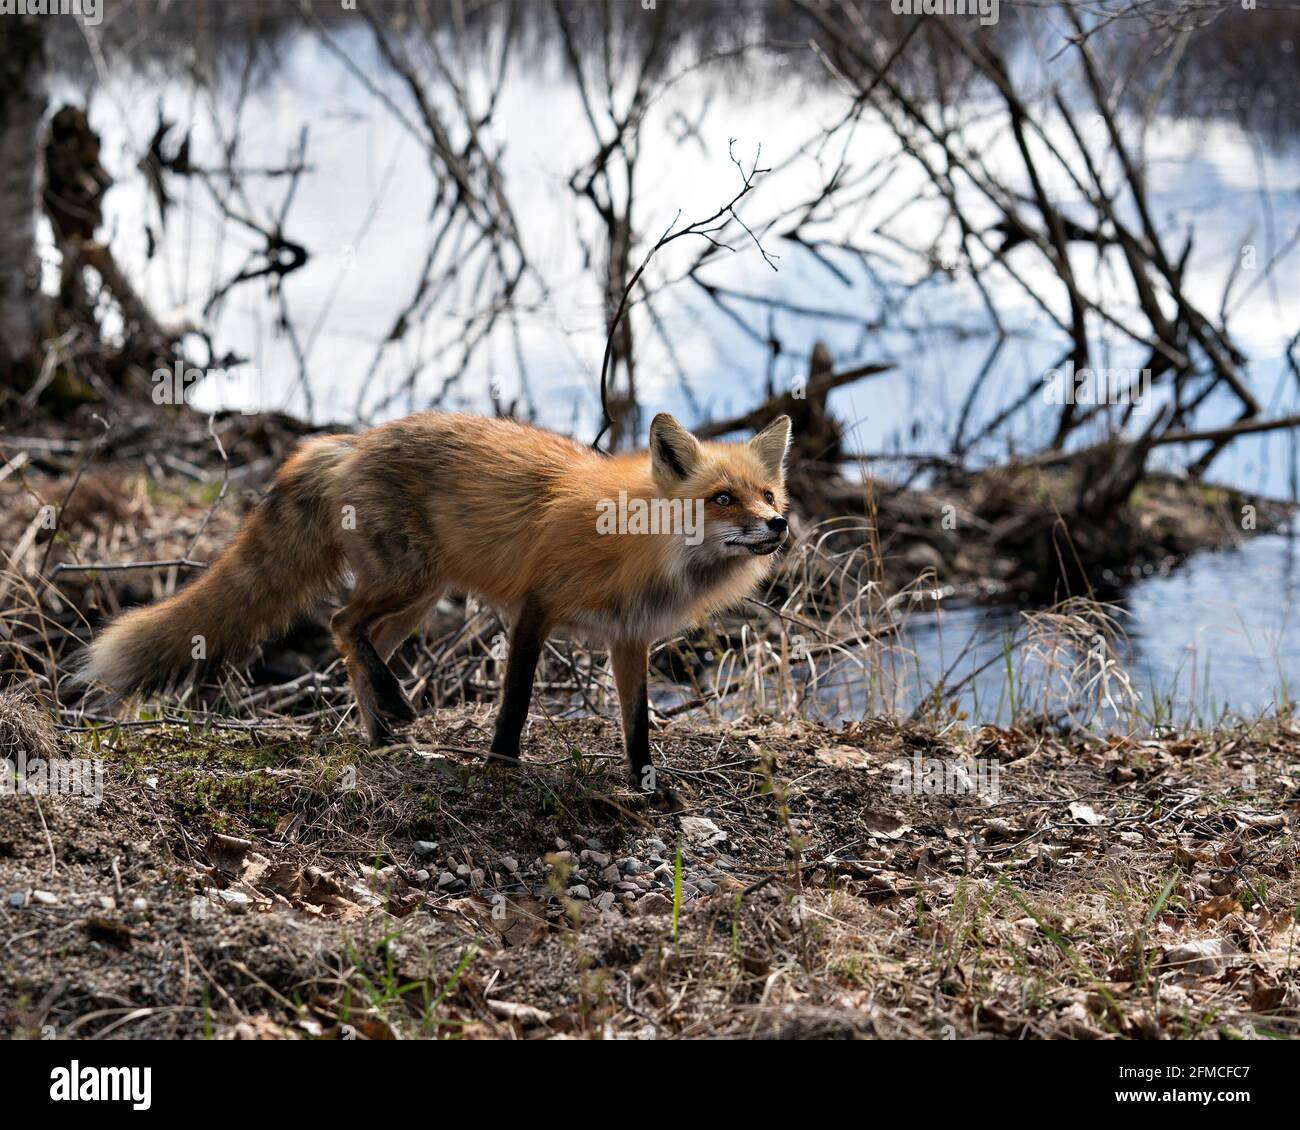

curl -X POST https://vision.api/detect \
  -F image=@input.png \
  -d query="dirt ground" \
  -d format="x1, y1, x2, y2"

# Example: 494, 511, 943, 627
2, 704, 1297, 1040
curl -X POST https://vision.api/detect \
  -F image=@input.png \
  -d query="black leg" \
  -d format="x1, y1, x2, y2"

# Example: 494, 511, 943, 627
611, 641, 681, 811
352, 626, 415, 722
333, 599, 416, 746
624, 675, 652, 788
489, 598, 548, 763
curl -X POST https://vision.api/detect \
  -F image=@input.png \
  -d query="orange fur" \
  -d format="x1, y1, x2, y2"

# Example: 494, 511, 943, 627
81, 411, 793, 783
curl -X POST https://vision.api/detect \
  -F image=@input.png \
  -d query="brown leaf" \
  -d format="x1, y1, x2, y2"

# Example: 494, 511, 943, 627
205, 833, 254, 876
496, 898, 549, 947
815, 745, 870, 769
863, 812, 911, 840
1067, 802, 1105, 826
488, 999, 553, 1027
1161, 938, 1238, 978
1194, 895, 1243, 926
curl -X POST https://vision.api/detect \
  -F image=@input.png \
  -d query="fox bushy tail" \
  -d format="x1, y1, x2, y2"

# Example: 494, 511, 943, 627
80, 435, 355, 700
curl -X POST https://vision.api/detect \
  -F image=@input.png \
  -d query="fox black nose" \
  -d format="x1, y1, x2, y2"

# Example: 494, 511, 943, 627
766, 515, 788, 535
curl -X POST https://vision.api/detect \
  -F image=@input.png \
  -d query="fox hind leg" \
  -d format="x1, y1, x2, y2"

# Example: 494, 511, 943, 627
332, 586, 425, 745
371, 590, 442, 662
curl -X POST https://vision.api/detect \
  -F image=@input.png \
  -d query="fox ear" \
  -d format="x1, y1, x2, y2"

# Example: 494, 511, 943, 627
750, 415, 791, 477
650, 414, 701, 480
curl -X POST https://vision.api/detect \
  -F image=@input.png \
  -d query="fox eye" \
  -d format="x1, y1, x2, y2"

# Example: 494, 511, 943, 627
763, 491, 775, 505
712, 492, 734, 506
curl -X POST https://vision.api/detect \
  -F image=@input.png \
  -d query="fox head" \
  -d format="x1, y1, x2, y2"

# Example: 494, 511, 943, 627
648, 412, 792, 562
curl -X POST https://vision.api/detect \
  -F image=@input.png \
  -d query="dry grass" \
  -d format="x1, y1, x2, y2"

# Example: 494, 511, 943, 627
1, 708, 1297, 1039
0, 690, 60, 762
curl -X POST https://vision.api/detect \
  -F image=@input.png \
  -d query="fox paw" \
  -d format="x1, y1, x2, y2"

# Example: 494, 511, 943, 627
638, 785, 683, 813
376, 692, 416, 727
363, 708, 414, 747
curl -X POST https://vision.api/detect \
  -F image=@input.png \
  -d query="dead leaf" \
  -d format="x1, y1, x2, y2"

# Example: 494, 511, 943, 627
1161, 938, 1238, 978
1235, 811, 1287, 832
496, 898, 549, 947
679, 815, 727, 847
815, 745, 870, 769
488, 999, 552, 1027
1194, 895, 1243, 926
205, 833, 254, 875
863, 812, 911, 840
1067, 802, 1105, 826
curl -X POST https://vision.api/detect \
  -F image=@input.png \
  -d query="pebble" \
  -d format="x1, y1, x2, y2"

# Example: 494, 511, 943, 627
581, 850, 612, 868
470, 868, 485, 888
436, 871, 458, 889
636, 892, 674, 917
499, 856, 519, 874
414, 869, 430, 882
620, 858, 643, 875
131, 897, 148, 912
593, 892, 616, 912
31, 890, 58, 906
600, 864, 620, 884
567, 884, 591, 900
216, 890, 251, 910
455, 864, 472, 879
414, 841, 439, 856
696, 878, 718, 895
8, 892, 26, 908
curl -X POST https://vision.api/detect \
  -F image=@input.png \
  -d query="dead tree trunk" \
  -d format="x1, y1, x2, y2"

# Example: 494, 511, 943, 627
0, 18, 47, 383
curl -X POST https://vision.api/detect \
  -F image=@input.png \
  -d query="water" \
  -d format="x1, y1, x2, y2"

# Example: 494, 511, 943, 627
875, 531, 1300, 726
49, 9, 1300, 722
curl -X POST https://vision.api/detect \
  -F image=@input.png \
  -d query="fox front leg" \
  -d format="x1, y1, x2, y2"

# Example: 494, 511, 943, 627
488, 598, 549, 764
611, 640, 681, 812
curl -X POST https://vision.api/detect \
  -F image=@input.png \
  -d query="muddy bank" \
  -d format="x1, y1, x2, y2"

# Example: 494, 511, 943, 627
838, 461, 1292, 604
2, 701, 1297, 1039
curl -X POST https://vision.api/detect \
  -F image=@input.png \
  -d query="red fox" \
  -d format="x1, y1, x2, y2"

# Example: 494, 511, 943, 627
81, 411, 791, 809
